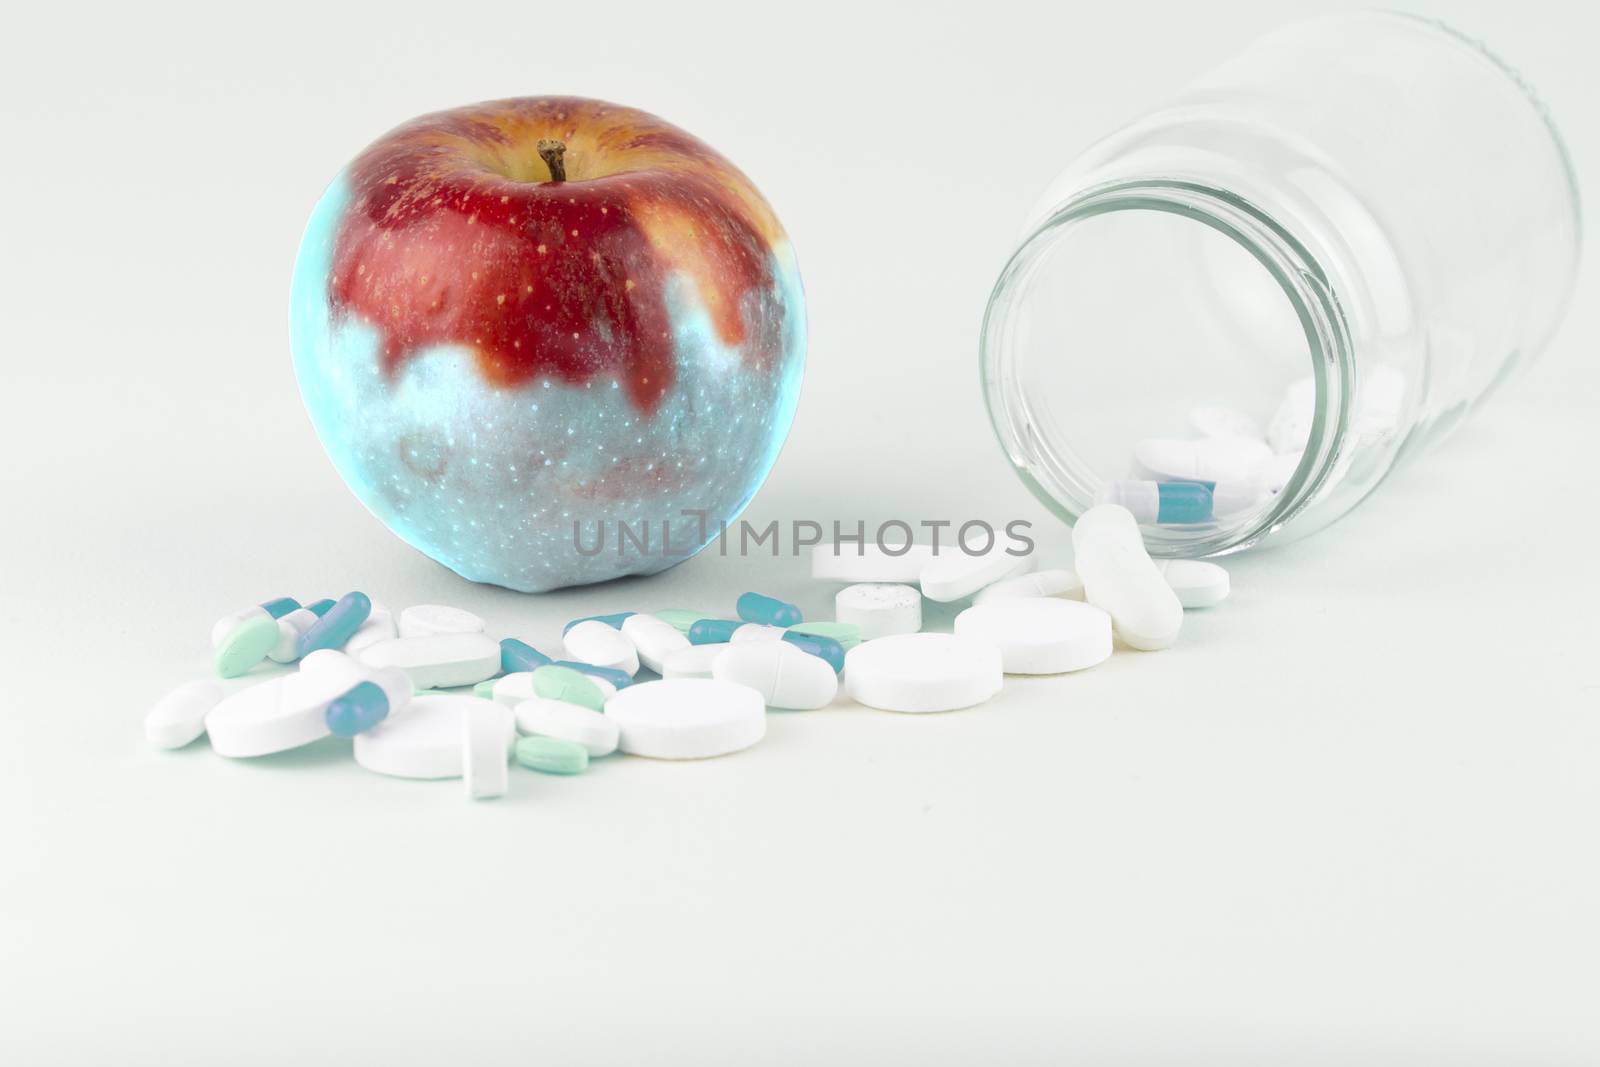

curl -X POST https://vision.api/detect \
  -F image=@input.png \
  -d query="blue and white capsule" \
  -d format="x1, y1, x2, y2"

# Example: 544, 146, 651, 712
296, 591, 372, 658
736, 592, 802, 628
1096, 480, 1263, 525
210, 596, 301, 649
324, 667, 412, 738
268, 598, 338, 664
501, 637, 553, 674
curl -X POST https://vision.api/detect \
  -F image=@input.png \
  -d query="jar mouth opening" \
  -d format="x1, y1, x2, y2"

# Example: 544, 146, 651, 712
980, 180, 1352, 557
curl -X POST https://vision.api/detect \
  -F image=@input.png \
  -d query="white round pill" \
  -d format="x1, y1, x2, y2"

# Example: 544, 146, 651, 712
1157, 559, 1231, 608
398, 604, 486, 639
514, 698, 620, 756
835, 583, 922, 640
919, 545, 1032, 603
953, 599, 1112, 674
563, 619, 640, 676
1134, 436, 1275, 486
712, 641, 838, 710
810, 542, 938, 583
145, 679, 226, 750
603, 679, 766, 759
971, 568, 1084, 606
621, 613, 691, 674
660, 644, 726, 680
354, 694, 513, 779
842, 633, 1003, 713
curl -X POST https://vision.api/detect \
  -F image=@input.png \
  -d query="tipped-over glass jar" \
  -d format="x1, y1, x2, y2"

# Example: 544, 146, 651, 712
981, 11, 1581, 555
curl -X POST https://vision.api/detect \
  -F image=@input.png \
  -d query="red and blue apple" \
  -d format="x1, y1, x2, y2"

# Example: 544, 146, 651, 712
290, 97, 805, 592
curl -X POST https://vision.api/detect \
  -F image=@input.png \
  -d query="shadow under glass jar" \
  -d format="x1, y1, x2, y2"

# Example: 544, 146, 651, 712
981, 11, 1581, 556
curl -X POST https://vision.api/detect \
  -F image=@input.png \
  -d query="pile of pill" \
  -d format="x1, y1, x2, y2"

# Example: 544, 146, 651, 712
146, 503, 1230, 801
1098, 367, 1405, 527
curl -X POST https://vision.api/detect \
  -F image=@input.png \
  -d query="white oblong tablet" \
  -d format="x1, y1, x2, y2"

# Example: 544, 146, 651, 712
810, 542, 938, 583
514, 698, 620, 756
620, 613, 691, 674
343, 604, 397, 656
1072, 505, 1183, 651
603, 679, 766, 759
971, 568, 1084, 606
1157, 559, 1231, 609
398, 604, 486, 639
835, 583, 922, 640
660, 644, 726, 680
842, 633, 1003, 713
953, 599, 1112, 674
355, 694, 513, 779
145, 679, 226, 749
357, 632, 500, 690
205, 653, 366, 757
1133, 436, 1274, 486
712, 641, 838, 711
563, 620, 640, 676
919, 545, 1032, 603
463, 701, 511, 799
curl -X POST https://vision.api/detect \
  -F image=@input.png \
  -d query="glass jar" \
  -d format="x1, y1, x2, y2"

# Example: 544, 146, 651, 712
981, 11, 1581, 555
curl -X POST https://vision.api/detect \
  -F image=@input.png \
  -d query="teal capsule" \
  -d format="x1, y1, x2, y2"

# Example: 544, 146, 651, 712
325, 680, 390, 738
551, 660, 633, 689
261, 597, 302, 619
781, 631, 846, 672
689, 618, 742, 645
307, 598, 337, 617
562, 612, 636, 635
295, 591, 371, 657
515, 736, 589, 775
1156, 482, 1214, 524
737, 592, 802, 627
501, 638, 552, 673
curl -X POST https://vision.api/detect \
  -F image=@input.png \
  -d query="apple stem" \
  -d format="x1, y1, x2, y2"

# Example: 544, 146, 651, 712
537, 139, 567, 183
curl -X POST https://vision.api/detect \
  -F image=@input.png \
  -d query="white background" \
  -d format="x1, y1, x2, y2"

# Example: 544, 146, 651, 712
3, 1, 1597, 1062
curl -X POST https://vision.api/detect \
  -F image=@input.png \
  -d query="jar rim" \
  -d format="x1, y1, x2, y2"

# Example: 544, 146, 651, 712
979, 178, 1353, 556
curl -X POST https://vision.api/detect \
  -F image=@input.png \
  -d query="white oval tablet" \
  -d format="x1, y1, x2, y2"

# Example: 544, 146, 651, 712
953, 599, 1112, 674
354, 694, 513, 779
842, 633, 1003, 713
712, 641, 838, 710
970, 568, 1084, 606
603, 679, 765, 759
835, 583, 922, 639
1072, 505, 1183, 651
205, 652, 366, 757
343, 604, 397, 656
621, 613, 691, 674
514, 698, 620, 756
919, 545, 1032, 603
145, 679, 226, 749
463, 701, 511, 799
1157, 559, 1231, 608
660, 644, 726, 680
810, 542, 939, 583
398, 604, 486, 639
562, 620, 640, 676
357, 632, 500, 690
